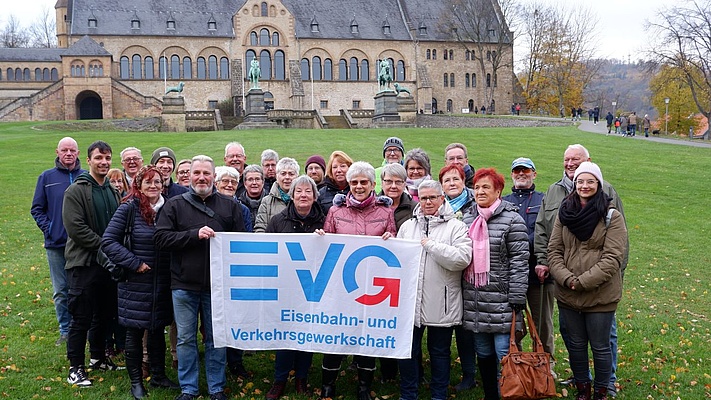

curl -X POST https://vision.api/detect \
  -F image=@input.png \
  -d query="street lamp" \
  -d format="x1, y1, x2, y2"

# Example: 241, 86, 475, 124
664, 98, 670, 135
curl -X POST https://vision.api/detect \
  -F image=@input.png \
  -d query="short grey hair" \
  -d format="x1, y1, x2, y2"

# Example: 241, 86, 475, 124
346, 161, 376, 183
261, 149, 279, 164
120, 146, 142, 160
381, 163, 407, 181
405, 148, 431, 176
191, 155, 215, 170
243, 164, 264, 178
225, 142, 244, 157
444, 143, 467, 159
288, 175, 318, 198
566, 144, 590, 159
418, 179, 443, 194
215, 166, 239, 181
276, 157, 299, 173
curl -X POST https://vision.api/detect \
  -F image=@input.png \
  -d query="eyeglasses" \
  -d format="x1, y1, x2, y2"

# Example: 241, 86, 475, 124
383, 179, 405, 186
246, 177, 263, 183
278, 171, 296, 177
142, 179, 163, 187
219, 179, 238, 186
227, 153, 245, 159
123, 157, 142, 163
407, 166, 425, 172
177, 170, 190, 176
512, 167, 532, 174
385, 148, 401, 155
420, 195, 441, 203
575, 179, 598, 186
349, 179, 371, 186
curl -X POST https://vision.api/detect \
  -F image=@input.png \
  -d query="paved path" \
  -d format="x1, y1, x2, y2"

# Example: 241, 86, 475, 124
576, 119, 711, 148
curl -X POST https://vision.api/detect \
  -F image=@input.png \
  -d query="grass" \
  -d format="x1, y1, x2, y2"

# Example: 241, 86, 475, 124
0, 121, 710, 399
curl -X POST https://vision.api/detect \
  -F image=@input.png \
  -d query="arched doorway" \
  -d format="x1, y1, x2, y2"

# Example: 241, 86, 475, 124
76, 91, 103, 119
468, 99, 474, 112
431, 98, 438, 114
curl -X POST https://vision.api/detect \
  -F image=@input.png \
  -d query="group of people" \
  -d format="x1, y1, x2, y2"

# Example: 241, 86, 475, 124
32, 135, 628, 400
605, 112, 652, 137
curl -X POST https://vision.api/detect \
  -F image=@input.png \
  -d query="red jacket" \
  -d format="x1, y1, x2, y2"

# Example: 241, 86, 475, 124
324, 194, 396, 236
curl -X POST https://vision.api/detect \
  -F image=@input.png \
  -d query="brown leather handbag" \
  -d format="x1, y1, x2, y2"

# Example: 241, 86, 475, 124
499, 307, 557, 399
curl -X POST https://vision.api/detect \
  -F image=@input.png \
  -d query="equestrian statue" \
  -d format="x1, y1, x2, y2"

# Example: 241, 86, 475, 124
248, 58, 261, 90
378, 60, 393, 92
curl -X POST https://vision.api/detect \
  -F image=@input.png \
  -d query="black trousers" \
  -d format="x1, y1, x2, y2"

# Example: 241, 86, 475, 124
125, 326, 167, 380
323, 354, 376, 371
66, 264, 115, 366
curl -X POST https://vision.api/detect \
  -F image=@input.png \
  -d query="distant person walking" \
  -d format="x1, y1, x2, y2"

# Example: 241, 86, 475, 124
643, 114, 651, 137
605, 112, 614, 134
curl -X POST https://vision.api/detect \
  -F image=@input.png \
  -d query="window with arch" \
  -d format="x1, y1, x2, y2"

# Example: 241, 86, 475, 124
444, 49, 448, 60
447, 99, 453, 113
43, 68, 50, 81
197, 57, 206, 79
324, 58, 332, 80
7, 68, 15, 81
259, 50, 271, 79
14, 68, 21, 81
472, 72, 476, 87
182, 57, 190, 79
35, 68, 42, 81
466, 50, 470, 61
245, 50, 257, 77
312, 56, 322, 80
431, 97, 438, 113
349, 57, 358, 81
89, 62, 103, 77
51, 68, 58, 80
338, 59, 347, 80
119, 56, 131, 79
426, 49, 431, 60
465, 73, 470, 88
132, 54, 142, 79
300, 58, 309, 80
443, 73, 448, 87
261, 2, 268, 16
220, 57, 229, 79
486, 73, 491, 87
492, 51, 497, 61
250, 31, 258, 46
24, 68, 31, 80
432, 49, 437, 60
274, 50, 285, 79
159, 56, 166, 79
360, 59, 369, 81
450, 73, 454, 87
449, 50, 453, 60
145, 57, 154, 79
396, 60, 405, 81
487, 51, 491, 61
387, 58, 394, 79
468, 99, 474, 111
208, 55, 218, 79
171, 55, 180, 79
272, 32, 279, 46
260, 28, 270, 46
71, 63, 84, 77
0, 69, 2, 81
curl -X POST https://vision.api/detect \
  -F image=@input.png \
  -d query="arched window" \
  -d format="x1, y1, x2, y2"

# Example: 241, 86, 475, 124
259, 50, 271, 79
272, 32, 279, 46
449, 50, 453, 60
220, 57, 229, 79
250, 31, 258, 46
6, 68, 12, 81
35, 68, 42, 81
208, 55, 218, 79
450, 73, 454, 87
274, 50, 285, 79
132, 54, 142, 79
51, 68, 58, 80
443, 73, 448, 87
360, 59, 369, 81
349, 57, 358, 81
171, 55, 180, 79
432, 49, 437, 60
159, 56, 166, 79
431, 98, 437, 113
447, 99, 453, 113
300, 58, 309, 80
182, 57, 191, 79
486, 73, 491, 87
24, 68, 31, 80
197, 57, 206, 79
16, 68, 22, 80
120, 56, 130, 79
312, 56, 322, 80
396, 60, 405, 81
466, 50, 470, 60
43, 68, 50, 81
324, 58, 332, 80
0, 69, 2, 81
261, 2, 268, 16
426, 49, 431, 60
468, 99, 474, 111
388, 58, 394, 78
145, 56, 154, 79
465, 73, 470, 88
338, 59, 347, 80
260, 28, 270, 46
444, 49, 448, 60
472, 72, 476, 87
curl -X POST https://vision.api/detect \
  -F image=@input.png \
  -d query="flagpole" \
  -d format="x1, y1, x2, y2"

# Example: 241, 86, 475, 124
163, 52, 167, 94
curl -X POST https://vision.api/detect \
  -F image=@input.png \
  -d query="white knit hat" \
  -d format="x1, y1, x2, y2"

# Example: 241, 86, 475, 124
573, 161, 603, 186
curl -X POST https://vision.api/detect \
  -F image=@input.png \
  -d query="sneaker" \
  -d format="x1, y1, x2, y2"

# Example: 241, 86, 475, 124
55, 333, 68, 346
67, 365, 92, 386
175, 394, 197, 400
89, 357, 125, 371
210, 392, 228, 400
560, 375, 575, 386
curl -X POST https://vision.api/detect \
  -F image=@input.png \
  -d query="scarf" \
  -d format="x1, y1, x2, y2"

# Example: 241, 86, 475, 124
277, 186, 291, 203
406, 175, 430, 201
446, 189, 469, 213
558, 194, 608, 242
464, 198, 501, 287
150, 195, 165, 213
561, 173, 574, 194
346, 192, 375, 209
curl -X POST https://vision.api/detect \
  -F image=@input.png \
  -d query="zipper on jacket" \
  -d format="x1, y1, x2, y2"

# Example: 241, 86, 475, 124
444, 286, 448, 314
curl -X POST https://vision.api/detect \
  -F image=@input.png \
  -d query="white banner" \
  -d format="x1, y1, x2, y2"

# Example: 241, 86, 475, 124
210, 232, 421, 358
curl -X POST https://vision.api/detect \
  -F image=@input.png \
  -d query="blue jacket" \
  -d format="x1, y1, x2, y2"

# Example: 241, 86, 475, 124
102, 198, 173, 330
503, 185, 547, 284
165, 179, 188, 199
31, 158, 85, 248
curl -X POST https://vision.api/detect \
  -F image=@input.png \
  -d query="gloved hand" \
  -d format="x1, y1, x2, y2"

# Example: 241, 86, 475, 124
509, 302, 526, 312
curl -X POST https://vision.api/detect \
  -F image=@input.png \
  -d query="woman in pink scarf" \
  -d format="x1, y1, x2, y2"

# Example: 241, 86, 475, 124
461, 168, 529, 400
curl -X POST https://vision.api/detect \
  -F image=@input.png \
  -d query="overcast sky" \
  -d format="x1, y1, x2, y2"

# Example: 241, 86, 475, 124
5, 0, 667, 60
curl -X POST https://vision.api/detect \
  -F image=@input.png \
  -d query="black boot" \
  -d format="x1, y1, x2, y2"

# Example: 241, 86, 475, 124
146, 328, 180, 389
125, 329, 147, 399
319, 368, 338, 399
478, 356, 500, 400
356, 368, 374, 400
575, 381, 592, 400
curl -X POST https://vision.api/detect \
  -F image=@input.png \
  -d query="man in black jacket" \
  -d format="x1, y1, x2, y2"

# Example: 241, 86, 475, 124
154, 155, 245, 400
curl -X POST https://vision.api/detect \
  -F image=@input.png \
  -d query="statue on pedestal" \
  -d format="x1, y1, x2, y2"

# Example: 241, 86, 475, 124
248, 59, 261, 90
165, 81, 185, 95
378, 60, 393, 92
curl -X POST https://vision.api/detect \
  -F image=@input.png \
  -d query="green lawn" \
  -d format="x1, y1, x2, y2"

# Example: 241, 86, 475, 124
0, 121, 709, 399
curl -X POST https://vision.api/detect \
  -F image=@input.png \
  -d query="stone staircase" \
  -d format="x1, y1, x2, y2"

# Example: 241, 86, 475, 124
324, 114, 350, 129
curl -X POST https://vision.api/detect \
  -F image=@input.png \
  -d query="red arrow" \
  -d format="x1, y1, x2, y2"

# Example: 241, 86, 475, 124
355, 277, 400, 307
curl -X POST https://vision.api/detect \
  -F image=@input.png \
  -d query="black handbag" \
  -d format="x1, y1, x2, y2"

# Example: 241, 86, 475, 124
98, 203, 136, 282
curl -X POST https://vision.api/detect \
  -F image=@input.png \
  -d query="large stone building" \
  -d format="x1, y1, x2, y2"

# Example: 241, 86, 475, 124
0, 0, 514, 123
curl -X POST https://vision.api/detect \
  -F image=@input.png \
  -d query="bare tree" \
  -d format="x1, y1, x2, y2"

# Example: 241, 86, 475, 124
1, 14, 30, 48
29, 6, 57, 48
648, 0, 711, 138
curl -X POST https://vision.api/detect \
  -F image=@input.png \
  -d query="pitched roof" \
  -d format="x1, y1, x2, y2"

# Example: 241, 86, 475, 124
63, 35, 112, 56
0, 48, 65, 62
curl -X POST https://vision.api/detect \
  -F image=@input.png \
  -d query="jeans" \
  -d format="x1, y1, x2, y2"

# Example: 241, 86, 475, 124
399, 326, 454, 400
559, 308, 614, 391
473, 332, 510, 362
454, 325, 477, 376
274, 350, 313, 381
173, 289, 226, 395
609, 315, 618, 390
46, 247, 71, 335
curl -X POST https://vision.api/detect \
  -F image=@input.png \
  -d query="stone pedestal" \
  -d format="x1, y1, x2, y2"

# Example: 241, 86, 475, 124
373, 91, 400, 123
161, 96, 186, 132
237, 88, 281, 129
397, 95, 417, 123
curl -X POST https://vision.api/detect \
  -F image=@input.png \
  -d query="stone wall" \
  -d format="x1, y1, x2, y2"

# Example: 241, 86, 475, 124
415, 114, 572, 129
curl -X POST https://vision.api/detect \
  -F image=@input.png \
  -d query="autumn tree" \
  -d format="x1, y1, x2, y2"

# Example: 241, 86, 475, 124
1, 15, 30, 48
648, 0, 711, 138
28, 6, 57, 48
650, 64, 705, 135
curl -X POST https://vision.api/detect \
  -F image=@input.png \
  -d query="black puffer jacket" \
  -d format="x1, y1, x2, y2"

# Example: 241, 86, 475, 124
266, 202, 325, 234
461, 200, 529, 334
102, 199, 172, 330
317, 177, 349, 214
